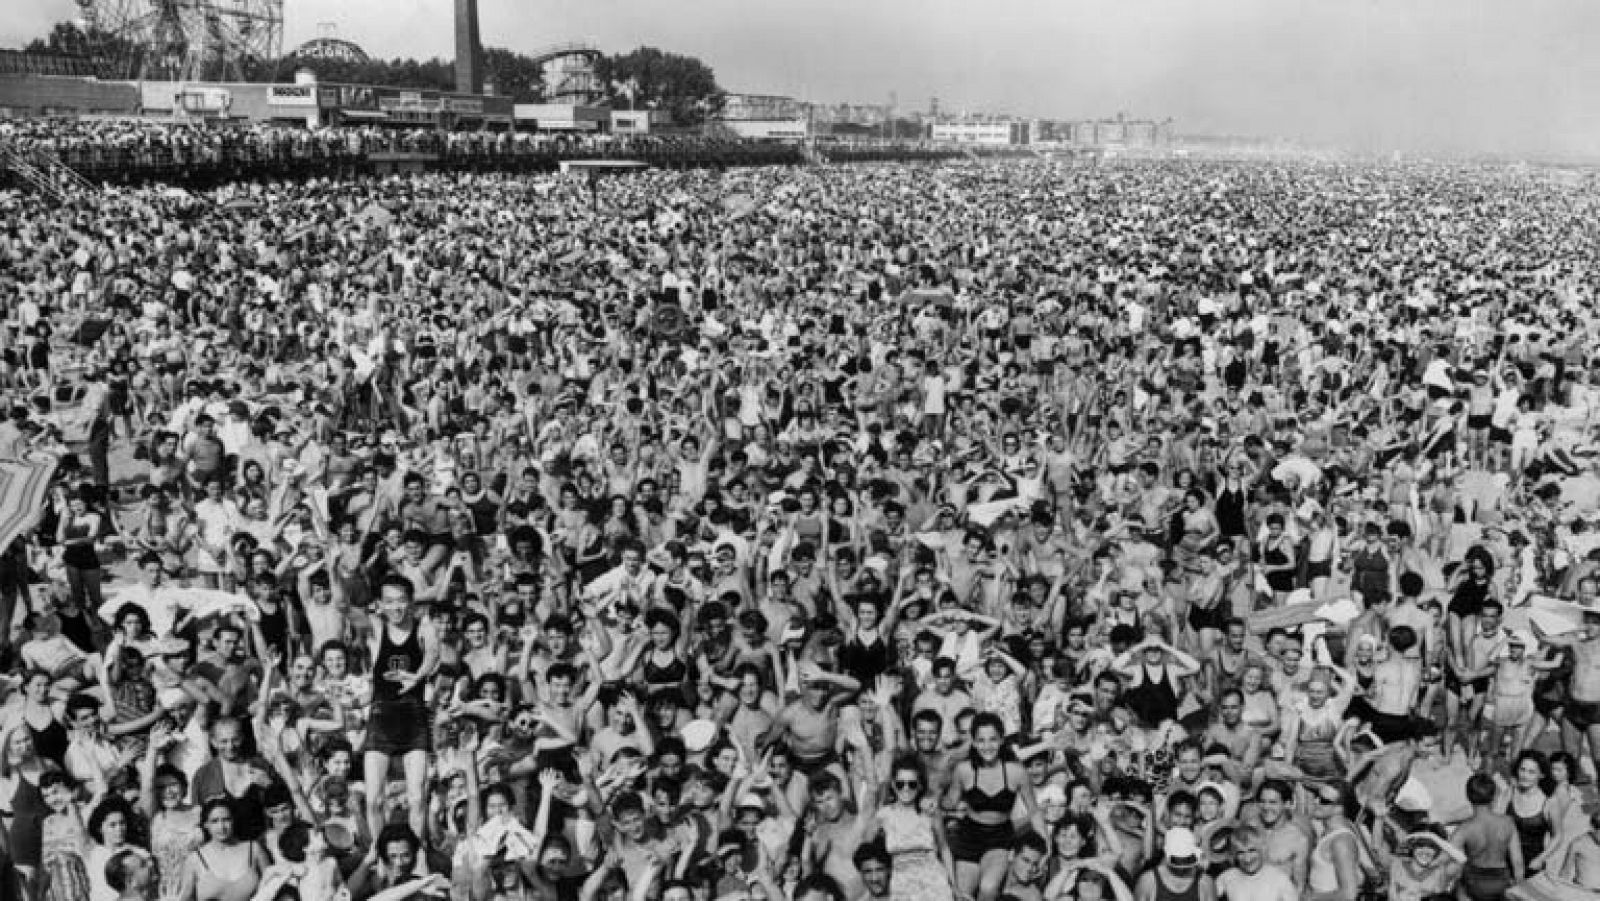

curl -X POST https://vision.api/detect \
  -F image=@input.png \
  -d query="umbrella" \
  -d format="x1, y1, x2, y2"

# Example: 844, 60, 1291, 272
0, 457, 57, 555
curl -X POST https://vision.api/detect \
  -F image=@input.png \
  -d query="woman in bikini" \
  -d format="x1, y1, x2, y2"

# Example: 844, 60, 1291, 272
942, 713, 1046, 901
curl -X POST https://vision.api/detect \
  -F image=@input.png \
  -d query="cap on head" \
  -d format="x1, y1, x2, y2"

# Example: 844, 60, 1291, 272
1164, 827, 1200, 866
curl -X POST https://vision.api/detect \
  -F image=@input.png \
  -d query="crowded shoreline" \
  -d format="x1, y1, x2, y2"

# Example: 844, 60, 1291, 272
0, 148, 1598, 901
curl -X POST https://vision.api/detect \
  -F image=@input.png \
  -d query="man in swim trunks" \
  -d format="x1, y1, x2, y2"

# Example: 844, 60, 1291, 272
1534, 612, 1600, 786
1454, 772, 1521, 900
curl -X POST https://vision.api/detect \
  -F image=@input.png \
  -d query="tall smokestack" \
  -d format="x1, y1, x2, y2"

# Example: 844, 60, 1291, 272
454, 0, 483, 95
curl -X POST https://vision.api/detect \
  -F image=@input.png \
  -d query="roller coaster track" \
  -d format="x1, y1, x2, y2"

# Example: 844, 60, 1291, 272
525, 43, 601, 69
525, 43, 604, 105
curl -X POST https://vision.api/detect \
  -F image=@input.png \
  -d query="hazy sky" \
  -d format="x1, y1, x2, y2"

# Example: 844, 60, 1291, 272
6, 0, 1599, 157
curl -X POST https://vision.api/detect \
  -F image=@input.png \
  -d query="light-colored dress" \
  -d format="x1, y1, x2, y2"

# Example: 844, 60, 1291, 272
151, 808, 204, 901
42, 813, 90, 901
877, 805, 954, 901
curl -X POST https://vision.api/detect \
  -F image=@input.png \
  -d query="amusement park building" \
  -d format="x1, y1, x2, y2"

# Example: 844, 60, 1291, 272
0, 69, 515, 128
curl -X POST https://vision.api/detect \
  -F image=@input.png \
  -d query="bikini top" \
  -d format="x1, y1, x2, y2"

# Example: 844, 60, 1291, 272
963, 761, 1016, 816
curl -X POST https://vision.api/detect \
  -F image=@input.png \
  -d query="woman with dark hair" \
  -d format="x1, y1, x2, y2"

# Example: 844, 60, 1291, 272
1446, 547, 1499, 653
177, 797, 268, 901
56, 487, 107, 613
1500, 750, 1552, 874
9, 669, 69, 769
106, 603, 158, 661
1257, 513, 1297, 603
942, 712, 1046, 901
142, 734, 203, 901
236, 458, 272, 508
571, 500, 611, 588
1536, 751, 1586, 871
41, 769, 90, 901
600, 494, 643, 557
1043, 810, 1126, 898
638, 608, 691, 700
863, 755, 954, 901
86, 795, 145, 901
837, 593, 902, 688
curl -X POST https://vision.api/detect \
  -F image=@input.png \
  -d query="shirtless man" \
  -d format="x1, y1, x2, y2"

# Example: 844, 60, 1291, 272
1250, 780, 1309, 891
1559, 811, 1600, 890
1533, 612, 1600, 781
853, 842, 894, 901
299, 566, 348, 653
764, 662, 860, 780
725, 666, 777, 759
909, 709, 960, 804
912, 658, 974, 750
1204, 690, 1264, 785
603, 791, 681, 894
997, 833, 1050, 901
1387, 573, 1436, 663
1135, 828, 1216, 901
1216, 825, 1297, 901
810, 772, 870, 900
1454, 772, 1521, 900
1365, 626, 1423, 742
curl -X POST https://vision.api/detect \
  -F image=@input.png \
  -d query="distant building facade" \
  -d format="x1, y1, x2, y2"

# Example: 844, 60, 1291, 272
928, 117, 1030, 145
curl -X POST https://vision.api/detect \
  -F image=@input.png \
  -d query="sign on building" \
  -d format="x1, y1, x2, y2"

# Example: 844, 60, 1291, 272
267, 84, 316, 107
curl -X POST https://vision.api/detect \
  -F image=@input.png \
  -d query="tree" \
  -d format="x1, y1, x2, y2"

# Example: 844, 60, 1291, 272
24, 19, 145, 77
596, 46, 724, 126
272, 55, 456, 91
273, 50, 541, 97
482, 47, 543, 102
24, 21, 94, 57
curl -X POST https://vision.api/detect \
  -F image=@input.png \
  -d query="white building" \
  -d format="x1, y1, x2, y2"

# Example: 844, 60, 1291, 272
928, 118, 1028, 145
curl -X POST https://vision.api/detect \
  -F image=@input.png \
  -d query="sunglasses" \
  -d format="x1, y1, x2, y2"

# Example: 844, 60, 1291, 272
1316, 795, 1340, 805
893, 780, 920, 790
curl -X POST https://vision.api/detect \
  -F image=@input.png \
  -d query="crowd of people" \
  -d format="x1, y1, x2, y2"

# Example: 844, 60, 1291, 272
0, 146, 1599, 901
0, 121, 962, 183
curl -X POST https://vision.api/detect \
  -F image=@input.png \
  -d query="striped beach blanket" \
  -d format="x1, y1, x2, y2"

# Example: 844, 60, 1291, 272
0, 457, 58, 552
